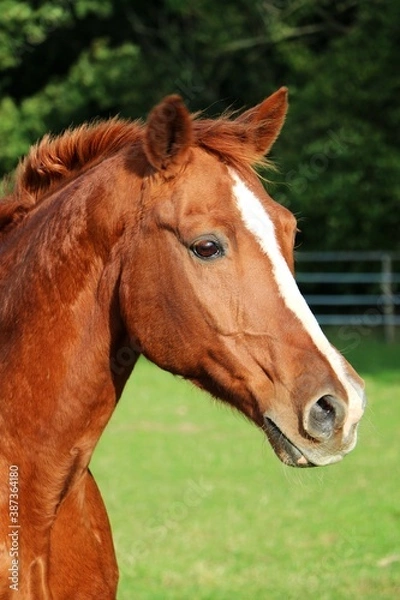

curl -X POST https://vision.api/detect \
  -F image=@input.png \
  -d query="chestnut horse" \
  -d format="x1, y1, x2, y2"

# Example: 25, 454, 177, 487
0, 88, 365, 598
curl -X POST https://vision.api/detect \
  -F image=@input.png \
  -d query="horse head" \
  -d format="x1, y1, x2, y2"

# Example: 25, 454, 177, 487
119, 89, 365, 468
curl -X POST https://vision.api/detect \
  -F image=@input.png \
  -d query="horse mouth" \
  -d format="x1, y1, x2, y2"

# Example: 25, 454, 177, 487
263, 418, 316, 468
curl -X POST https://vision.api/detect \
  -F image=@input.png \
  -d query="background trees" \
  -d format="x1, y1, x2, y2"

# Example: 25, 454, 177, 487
0, 0, 398, 250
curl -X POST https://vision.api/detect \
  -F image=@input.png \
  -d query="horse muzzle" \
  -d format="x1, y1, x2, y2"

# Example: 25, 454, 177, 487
263, 417, 317, 467
263, 390, 366, 468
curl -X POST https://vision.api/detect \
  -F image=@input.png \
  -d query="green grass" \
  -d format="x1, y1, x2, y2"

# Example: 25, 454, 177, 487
92, 335, 400, 599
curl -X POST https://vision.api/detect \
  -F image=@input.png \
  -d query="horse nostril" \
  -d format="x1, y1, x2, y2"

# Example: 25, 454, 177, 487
305, 395, 346, 441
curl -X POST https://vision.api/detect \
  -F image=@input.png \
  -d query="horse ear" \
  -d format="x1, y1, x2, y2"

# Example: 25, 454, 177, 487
144, 95, 193, 172
237, 87, 288, 155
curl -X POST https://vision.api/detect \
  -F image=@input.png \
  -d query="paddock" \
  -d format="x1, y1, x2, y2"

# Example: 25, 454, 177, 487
92, 335, 399, 600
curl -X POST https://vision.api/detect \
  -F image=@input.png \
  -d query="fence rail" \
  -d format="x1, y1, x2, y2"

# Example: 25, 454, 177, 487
295, 251, 400, 342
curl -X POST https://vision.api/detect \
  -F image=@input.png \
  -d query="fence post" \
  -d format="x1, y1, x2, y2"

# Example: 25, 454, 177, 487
381, 254, 395, 344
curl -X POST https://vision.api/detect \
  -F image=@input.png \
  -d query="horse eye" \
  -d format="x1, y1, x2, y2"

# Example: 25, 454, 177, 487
191, 238, 223, 260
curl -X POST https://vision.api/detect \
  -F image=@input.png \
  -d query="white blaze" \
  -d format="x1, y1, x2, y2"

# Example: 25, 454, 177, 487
229, 168, 364, 437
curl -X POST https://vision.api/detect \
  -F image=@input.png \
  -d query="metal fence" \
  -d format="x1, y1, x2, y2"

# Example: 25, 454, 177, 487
295, 251, 400, 343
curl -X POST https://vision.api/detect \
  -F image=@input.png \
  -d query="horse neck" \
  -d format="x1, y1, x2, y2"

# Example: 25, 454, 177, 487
0, 158, 140, 511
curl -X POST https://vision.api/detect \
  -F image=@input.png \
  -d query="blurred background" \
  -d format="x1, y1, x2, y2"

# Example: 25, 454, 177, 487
0, 0, 399, 252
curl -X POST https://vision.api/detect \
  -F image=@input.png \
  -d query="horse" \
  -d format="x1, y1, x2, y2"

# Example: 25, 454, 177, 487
0, 88, 365, 598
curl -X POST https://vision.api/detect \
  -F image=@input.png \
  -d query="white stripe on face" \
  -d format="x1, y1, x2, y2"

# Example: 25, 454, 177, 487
229, 168, 364, 437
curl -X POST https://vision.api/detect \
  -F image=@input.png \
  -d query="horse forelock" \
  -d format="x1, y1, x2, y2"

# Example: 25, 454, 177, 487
193, 118, 272, 172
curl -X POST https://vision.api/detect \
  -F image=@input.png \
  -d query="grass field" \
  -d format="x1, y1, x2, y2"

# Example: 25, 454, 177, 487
92, 333, 400, 599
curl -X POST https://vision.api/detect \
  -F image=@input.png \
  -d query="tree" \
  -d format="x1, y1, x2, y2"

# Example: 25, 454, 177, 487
0, 0, 398, 251
270, 0, 400, 251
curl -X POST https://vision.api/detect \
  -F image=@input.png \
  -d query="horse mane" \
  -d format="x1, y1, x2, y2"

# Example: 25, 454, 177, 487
0, 112, 270, 236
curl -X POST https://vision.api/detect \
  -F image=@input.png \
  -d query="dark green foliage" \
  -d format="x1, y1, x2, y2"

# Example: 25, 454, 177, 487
0, 0, 398, 250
